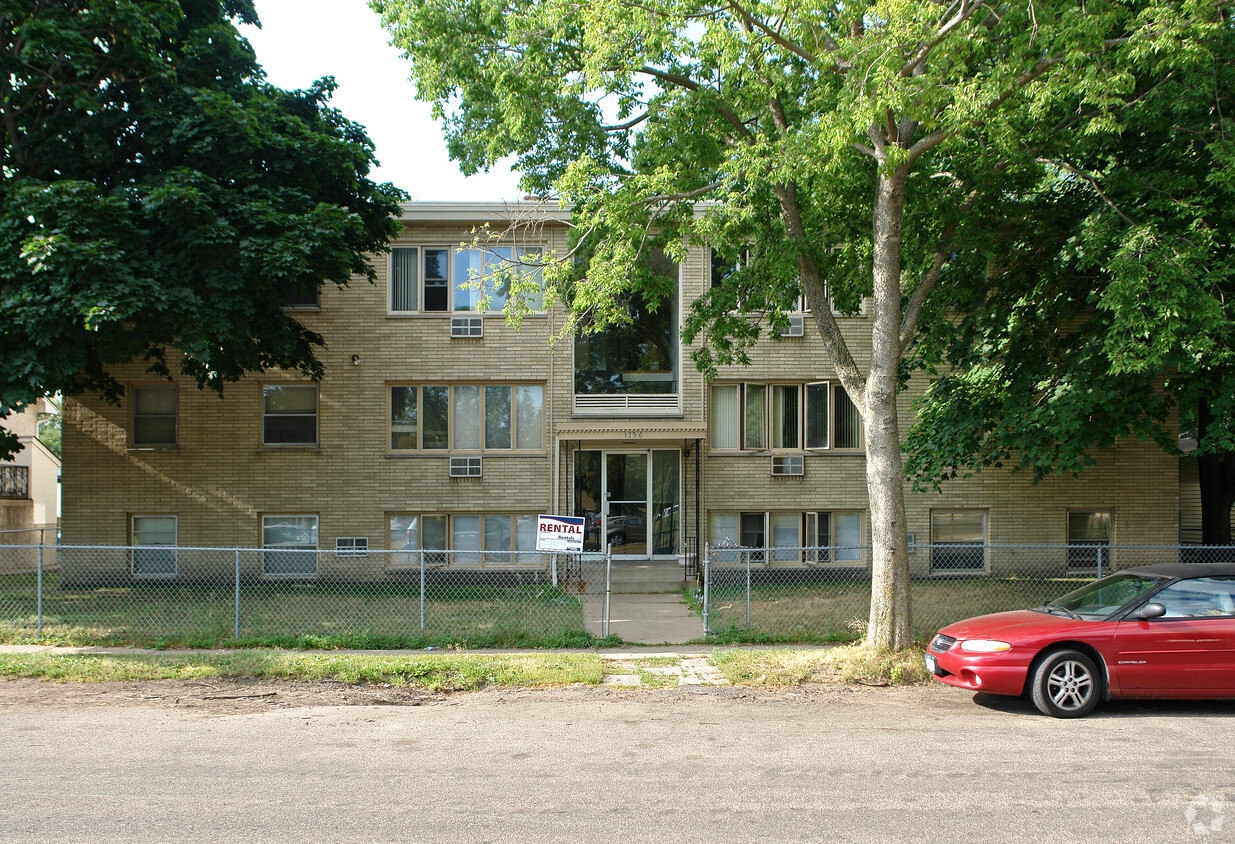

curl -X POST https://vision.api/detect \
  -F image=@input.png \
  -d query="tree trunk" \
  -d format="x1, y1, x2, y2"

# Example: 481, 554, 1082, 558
865, 167, 913, 650
1197, 391, 1235, 545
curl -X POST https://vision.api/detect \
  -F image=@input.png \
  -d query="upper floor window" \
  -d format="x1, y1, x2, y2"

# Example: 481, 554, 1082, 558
574, 251, 679, 396
389, 384, 543, 452
710, 382, 861, 451
389, 246, 544, 314
131, 385, 178, 448
262, 385, 318, 446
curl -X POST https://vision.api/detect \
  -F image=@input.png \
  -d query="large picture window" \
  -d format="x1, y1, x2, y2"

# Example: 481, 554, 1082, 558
573, 252, 678, 396
710, 511, 863, 564
262, 385, 318, 446
388, 513, 538, 565
389, 384, 543, 452
710, 382, 857, 451
389, 246, 543, 314
131, 386, 178, 447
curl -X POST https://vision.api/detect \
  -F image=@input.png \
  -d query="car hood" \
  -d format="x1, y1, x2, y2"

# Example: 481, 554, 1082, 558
939, 609, 1106, 643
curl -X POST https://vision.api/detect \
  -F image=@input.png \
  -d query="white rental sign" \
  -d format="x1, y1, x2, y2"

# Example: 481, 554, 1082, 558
536, 515, 586, 553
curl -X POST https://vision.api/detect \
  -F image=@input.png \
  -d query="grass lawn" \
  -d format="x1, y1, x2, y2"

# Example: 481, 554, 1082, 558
706, 575, 1093, 643
0, 570, 609, 649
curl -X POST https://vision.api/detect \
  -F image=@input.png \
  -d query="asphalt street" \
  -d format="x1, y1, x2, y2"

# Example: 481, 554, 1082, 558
1, 680, 1231, 843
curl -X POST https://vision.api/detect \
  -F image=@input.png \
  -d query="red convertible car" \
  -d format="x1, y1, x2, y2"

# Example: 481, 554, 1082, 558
925, 563, 1235, 717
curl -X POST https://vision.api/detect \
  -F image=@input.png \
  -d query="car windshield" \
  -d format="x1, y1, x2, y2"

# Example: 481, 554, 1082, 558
1046, 573, 1167, 619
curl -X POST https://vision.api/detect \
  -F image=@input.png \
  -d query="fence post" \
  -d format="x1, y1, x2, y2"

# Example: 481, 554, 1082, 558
1097, 546, 1104, 579
234, 548, 240, 640
552, 553, 558, 588
603, 546, 612, 639
702, 545, 710, 637
419, 551, 426, 635
36, 543, 43, 639
745, 547, 752, 629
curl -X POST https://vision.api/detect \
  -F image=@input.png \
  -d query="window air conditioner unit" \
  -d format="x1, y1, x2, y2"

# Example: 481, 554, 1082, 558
449, 456, 483, 477
771, 455, 805, 476
335, 537, 369, 557
450, 316, 483, 338
779, 315, 805, 337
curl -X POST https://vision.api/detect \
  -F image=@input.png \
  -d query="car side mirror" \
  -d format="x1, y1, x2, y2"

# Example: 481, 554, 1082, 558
1133, 602, 1166, 620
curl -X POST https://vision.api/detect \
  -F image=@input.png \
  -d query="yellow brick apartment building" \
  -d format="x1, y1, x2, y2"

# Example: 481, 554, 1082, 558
59, 202, 1180, 582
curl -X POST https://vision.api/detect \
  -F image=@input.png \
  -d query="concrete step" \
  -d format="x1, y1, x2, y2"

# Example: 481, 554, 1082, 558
606, 563, 690, 594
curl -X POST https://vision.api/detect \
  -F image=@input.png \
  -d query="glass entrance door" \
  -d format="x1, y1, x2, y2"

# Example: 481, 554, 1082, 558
574, 449, 681, 558
606, 453, 649, 556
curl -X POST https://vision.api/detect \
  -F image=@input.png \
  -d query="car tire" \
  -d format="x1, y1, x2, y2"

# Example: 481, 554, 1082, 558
1030, 649, 1101, 718
610, 533, 625, 546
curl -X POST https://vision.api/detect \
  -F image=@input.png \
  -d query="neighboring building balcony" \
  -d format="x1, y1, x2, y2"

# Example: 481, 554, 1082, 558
0, 465, 29, 499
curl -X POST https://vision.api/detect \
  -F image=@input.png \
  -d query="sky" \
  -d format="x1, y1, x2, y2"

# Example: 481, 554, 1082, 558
238, 0, 524, 201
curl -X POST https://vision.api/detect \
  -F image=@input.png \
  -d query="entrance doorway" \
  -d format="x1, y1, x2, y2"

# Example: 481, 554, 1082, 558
574, 449, 680, 558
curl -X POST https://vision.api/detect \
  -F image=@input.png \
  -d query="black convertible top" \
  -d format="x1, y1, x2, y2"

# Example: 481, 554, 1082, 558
1118, 562, 1235, 579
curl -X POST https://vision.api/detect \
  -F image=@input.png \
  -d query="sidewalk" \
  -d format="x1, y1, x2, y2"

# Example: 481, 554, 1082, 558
582, 592, 705, 644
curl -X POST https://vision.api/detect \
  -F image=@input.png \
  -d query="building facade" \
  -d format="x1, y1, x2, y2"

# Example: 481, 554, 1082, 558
60, 202, 1180, 582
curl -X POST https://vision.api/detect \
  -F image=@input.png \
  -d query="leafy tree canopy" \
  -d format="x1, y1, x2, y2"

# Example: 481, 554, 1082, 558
904, 18, 1235, 538
0, 0, 405, 458
372, 0, 1225, 645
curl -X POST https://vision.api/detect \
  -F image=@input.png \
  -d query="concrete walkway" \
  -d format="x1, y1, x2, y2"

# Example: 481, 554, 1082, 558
583, 592, 704, 645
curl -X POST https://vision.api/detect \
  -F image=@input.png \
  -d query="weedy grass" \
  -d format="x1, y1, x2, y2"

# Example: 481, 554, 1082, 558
710, 645, 931, 687
0, 651, 606, 691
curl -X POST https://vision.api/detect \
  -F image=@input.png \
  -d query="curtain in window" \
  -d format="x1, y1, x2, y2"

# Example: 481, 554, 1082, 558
710, 385, 739, 449
833, 386, 861, 449
805, 384, 829, 449
772, 386, 799, 449
391, 247, 418, 311
515, 386, 543, 449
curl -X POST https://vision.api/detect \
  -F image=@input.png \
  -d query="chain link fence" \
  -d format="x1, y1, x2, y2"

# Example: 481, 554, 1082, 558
0, 545, 614, 647
702, 544, 1235, 643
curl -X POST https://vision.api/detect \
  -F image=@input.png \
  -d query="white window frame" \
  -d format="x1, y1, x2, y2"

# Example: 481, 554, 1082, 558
710, 381, 858, 453
710, 511, 865, 565
386, 513, 539, 567
388, 245, 544, 315
388, 384, 544, 453
131, 515, 177, 577
131, 385, 178, 448
261, 515, 319, 577
261, 384, 318, 447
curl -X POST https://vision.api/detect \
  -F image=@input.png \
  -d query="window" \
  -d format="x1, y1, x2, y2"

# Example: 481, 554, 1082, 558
262, 515, 318, 576
131, 515, 177, 576
574, 251, 678, 396
262, 385, 317, 446
1068, 511, 1112, 571
389, 385, 543, 452
131, 386, 177, 447
930, 511, 987, 572
388, 513, 538, 565
281, 284, 320, 309
389, 246, 543, 314
710, 382, 852, 451
806, 511, 863, 563
710, 511, 863, 564
1153, 578, 1235, 619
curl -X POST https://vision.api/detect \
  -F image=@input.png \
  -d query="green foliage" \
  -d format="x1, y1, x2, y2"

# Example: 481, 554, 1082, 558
906, 20, 1235, 493
0, 0, 405, 456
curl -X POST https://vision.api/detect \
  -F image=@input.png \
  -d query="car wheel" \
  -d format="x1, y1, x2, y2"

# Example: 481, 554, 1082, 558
610, 532, 625, 546
1030, 649, 1101, 718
